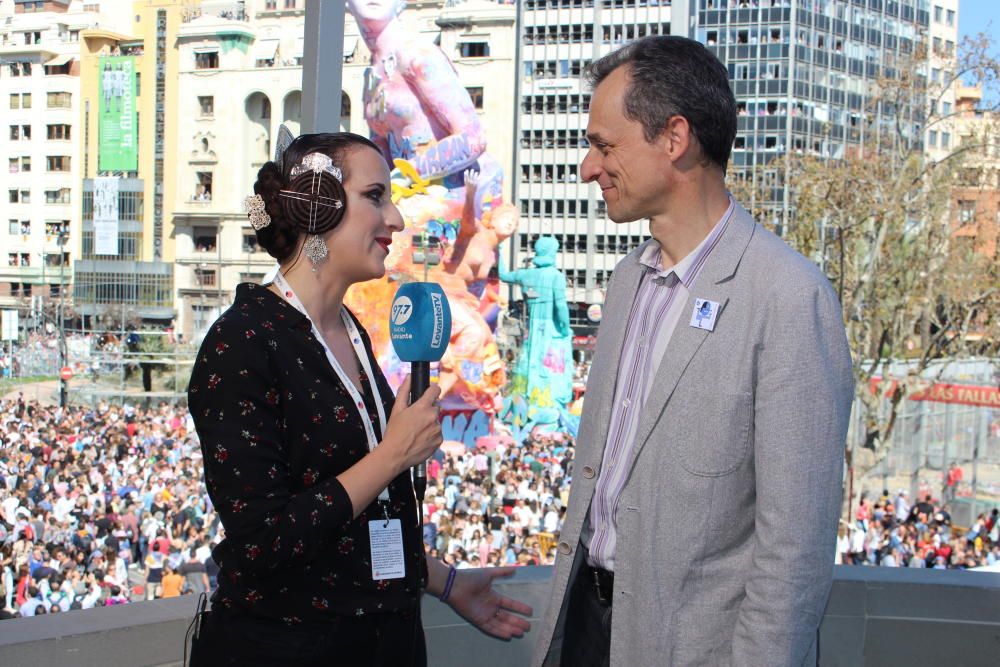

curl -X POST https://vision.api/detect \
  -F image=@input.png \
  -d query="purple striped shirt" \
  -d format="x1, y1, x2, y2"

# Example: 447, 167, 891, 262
584, 198, 735, 570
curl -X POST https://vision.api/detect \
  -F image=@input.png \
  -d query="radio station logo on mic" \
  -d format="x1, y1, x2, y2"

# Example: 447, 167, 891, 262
391, 296, 413, 326
431, 293, 444, 348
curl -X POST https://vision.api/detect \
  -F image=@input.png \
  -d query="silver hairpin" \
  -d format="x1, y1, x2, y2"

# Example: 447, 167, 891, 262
244, 194, 271, 230
289, 152, 344, 182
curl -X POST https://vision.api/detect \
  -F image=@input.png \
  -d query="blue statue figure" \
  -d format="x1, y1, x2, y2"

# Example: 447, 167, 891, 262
499, 236, 574, 412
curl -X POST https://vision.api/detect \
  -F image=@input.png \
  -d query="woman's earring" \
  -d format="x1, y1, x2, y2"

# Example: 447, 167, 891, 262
303, 234, 328, 271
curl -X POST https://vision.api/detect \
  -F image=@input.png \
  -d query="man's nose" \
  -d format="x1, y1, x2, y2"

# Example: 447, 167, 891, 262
579, 150, 600, 183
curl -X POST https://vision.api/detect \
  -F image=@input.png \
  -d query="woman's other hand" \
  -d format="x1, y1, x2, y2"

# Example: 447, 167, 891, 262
382, 375, 443, 474
447, 567, 533, 639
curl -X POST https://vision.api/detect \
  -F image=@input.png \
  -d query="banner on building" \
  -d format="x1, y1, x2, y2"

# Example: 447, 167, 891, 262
98, 56, 138, 172
1, 310, 18, 341
93, 177, 120, 256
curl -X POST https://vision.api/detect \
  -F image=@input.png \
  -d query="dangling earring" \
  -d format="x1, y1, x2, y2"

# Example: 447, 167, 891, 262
303, 234, 328, 271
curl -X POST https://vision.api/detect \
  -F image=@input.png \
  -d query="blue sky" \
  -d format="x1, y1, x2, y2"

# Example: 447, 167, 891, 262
958, 0, 998, 101
958, 0, 998, 42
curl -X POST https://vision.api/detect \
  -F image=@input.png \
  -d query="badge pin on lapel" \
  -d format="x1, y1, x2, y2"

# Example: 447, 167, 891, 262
690, 299, 721, 332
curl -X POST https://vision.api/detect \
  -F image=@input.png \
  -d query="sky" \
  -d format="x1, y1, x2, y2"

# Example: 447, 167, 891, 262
958, 0, 998, 43
958, 0, 999, 101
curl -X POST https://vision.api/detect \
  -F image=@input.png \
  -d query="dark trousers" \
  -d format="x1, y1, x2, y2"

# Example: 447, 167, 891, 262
189, 606, 427, 667
560, 558, 612, 667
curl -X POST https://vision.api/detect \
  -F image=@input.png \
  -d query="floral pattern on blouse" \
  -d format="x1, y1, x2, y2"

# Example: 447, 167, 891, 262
188, 283, 423, 622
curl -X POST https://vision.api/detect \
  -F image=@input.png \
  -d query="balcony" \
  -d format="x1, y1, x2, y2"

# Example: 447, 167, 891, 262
1, 566, 997, 666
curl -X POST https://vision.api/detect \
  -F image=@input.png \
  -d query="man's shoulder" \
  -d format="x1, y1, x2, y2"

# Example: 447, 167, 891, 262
739, 218, 832, 297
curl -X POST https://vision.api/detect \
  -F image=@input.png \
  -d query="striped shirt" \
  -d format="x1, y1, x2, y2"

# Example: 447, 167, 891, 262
584, 198, 735, 571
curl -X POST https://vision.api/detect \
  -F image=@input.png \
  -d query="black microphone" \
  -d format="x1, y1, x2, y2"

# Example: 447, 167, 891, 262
388, 282, 452, 503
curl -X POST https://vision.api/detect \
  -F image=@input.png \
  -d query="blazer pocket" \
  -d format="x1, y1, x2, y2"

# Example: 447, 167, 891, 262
675, 390, 752, 477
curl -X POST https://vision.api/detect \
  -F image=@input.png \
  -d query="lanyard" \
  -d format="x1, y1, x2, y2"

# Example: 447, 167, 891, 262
271, 272, 390, 502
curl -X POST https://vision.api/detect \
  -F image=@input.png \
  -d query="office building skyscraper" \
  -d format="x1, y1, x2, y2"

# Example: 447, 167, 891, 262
512, 0, 948, 343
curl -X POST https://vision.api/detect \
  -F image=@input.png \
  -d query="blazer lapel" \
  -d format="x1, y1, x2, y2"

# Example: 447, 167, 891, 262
573, 244, 647, 468
624, 207, 757, 475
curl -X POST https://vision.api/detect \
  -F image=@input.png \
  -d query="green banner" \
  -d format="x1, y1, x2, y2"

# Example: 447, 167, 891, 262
98, 56, 137, 172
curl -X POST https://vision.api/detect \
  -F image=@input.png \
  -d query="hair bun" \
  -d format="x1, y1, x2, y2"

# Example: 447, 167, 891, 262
282, 171, 347, 235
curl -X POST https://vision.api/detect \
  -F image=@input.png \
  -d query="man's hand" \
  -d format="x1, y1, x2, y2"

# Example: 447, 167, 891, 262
446, 567, 533, 639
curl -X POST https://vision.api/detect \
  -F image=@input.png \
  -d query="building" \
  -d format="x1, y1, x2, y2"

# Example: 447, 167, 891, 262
951, 85, 998, 259
74, 0, 200, 327
514, 0, 674, 346
511, 0, 947, 345
170, 0, 518, 343
925, 0, 960, 162
0, 0, 126, 307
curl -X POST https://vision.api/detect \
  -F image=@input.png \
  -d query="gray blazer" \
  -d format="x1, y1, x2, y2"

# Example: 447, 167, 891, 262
532, 205, 854, 667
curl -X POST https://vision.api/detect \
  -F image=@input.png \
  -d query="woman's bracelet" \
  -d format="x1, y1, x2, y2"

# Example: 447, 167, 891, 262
438, 565, 457, 603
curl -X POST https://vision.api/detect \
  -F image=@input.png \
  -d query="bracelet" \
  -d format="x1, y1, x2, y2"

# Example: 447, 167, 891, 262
438, 565, 457, 602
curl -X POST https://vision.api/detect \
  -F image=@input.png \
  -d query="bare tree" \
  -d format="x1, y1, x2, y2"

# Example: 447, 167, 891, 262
730, 34, 1000, 501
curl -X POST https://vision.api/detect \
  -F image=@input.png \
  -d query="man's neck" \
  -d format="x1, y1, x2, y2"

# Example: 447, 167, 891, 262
648, 177, 731, 269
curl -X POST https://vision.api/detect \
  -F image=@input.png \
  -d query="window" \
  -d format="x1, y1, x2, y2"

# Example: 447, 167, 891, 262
466, 87, 484, 110
46, 156, 71, 172
942, 101, 952, 115
242, 233, 259, 253
45, 188, 71, 204
946, 9, 955, 26
933, 5, 942, 22
8, 221, 18, 235
24, 31, 41, 45
459, 42, 489, 58
9, 159, 18, 173
198, 95, 214, 116
20, 156, 31, 173
9, 94, 18, 109
46, 92, 72, 108
957, 200, 975, 224
9, 190, 19, 203
941, 132, 950, 148
265, 0, 277, 8
7, 62, 30, 76
45, 220, 69, 236
16, 190, 30, 204
945, 40, 954, 55
928, 130, 938, 146
194, 268, 217, 286
195, 51, 219, 70
285, 0, 297, 7
47, 124, 70, 140
20, 222, 32, 236
193, 226, 217, 251
194, 172, 213, 200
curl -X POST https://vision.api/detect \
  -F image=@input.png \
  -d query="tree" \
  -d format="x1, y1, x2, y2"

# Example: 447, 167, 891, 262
730, 34, 1000, 505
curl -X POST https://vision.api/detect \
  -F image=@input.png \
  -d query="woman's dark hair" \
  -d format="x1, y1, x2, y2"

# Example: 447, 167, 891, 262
251, 132, 382, 262
586, 36, 737, 170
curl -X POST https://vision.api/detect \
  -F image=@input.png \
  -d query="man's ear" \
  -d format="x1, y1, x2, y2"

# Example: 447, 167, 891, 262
662, 115, 693, 162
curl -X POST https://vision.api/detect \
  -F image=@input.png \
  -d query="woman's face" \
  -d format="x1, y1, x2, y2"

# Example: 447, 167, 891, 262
325, 146, 404, 284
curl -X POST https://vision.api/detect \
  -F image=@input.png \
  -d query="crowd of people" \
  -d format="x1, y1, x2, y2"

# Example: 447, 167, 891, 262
1, 393, 996, 622
0, 395, 572, 621
838, 490, 999, 569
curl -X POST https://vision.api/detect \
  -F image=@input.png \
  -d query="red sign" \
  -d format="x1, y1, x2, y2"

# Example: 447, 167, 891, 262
60, 366, 73, 381
870, 378, 1000, 408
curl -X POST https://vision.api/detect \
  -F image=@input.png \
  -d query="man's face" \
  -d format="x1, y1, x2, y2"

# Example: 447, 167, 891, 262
581, 65, 672, 224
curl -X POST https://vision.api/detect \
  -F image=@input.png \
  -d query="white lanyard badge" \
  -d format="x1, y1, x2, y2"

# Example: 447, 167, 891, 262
271, 272, 390, 501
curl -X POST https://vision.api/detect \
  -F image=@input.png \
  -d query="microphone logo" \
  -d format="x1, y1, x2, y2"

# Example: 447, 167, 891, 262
391, 296, 413, 325
430, 292, 444, 348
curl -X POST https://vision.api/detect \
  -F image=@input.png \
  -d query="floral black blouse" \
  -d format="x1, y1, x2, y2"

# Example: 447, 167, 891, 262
188, 283, 423, 624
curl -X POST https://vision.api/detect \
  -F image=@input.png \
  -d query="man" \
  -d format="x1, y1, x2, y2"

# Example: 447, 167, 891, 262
532, 37, 853, 667
894, 490, 910, 523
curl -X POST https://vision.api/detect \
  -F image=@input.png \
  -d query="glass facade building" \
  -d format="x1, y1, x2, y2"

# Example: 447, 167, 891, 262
512, 0, 936, 334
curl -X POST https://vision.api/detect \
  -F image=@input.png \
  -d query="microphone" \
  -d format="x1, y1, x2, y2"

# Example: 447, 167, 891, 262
389, 282, 451, 503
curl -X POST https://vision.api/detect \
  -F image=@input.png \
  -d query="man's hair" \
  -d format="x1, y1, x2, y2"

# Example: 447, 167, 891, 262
586, 36, 737, 170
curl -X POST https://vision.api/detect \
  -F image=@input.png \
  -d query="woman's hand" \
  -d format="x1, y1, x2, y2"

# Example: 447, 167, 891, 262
382, 375, 443, 475
447, 567, 533, 639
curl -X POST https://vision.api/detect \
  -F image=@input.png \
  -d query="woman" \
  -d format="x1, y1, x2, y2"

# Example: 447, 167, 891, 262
143, 542, 164, 600
187, 132, 530, 666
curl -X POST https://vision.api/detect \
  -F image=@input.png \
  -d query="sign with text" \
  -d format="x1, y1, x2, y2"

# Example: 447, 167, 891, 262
871, 378, 1000, 408
93, 177, 119, 255
98, 56, 138, 172
1, 310, 18, 341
